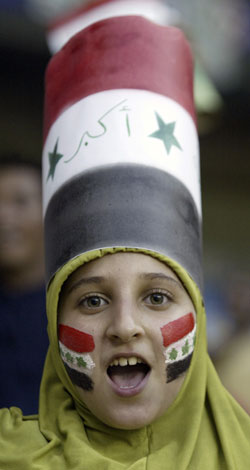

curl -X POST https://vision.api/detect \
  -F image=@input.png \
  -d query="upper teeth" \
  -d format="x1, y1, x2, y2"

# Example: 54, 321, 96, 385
109, 357, 143, 367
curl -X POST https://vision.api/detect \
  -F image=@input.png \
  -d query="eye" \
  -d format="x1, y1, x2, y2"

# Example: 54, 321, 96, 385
80, 295, 108, 309
150, 293, 165, 305
144, 291, 172, 306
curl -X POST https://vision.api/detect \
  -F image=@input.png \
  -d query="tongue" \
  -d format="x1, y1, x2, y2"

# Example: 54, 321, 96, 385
109, 365, 146, 389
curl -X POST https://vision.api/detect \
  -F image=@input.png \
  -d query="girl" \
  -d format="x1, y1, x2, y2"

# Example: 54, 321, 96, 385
1, 8, 250, 469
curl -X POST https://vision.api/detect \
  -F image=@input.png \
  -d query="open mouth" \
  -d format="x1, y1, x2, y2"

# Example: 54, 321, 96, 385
107, 357, 150, 392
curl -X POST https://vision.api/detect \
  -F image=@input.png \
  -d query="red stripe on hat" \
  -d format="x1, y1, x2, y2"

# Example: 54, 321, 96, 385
59, 324, 95, 353
161, 313, 195, 348
44, 16, 195, 140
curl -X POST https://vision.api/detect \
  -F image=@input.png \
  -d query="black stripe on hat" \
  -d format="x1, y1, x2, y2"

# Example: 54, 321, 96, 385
45, 164, 202, 288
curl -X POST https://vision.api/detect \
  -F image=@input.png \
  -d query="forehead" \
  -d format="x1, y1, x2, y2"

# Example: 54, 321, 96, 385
64, 252, 182, 289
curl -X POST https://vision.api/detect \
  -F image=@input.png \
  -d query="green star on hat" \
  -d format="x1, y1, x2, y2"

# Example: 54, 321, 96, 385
149, 112, 182, 155
47, 139, 64, 181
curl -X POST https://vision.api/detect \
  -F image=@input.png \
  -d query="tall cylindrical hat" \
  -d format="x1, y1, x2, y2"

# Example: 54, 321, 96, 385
43, 13, 202, 289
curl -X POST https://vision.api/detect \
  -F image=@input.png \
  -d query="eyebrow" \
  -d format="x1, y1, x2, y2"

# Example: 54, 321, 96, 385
140, 273, 184, 290
67, 272, 184, 295
67, 276, 105, 294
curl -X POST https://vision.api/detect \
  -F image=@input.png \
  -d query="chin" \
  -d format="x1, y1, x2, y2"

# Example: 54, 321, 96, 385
97, 405, 161, 430
112, 418, 152, 430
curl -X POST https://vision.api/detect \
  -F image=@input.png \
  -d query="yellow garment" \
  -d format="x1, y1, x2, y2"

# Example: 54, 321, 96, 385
1, 248, 250, 469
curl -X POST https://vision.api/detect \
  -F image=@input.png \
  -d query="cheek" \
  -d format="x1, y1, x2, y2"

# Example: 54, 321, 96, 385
58, 324, 96, 374
160, 312, 196, 364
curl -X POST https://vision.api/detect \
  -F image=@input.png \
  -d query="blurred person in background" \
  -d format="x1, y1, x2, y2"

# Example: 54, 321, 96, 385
213, 270, 250, 414
205, 279, 235, 361
0, 155, 49, 414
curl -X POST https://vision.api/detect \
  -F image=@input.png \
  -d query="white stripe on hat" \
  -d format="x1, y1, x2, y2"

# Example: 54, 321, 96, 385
43, 89, 201, 216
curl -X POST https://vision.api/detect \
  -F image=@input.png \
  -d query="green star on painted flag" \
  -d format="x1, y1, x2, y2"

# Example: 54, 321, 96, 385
76, 356, 87, 368
149, 112, 182, 154
65, 352, 74, 364
169, 348, 178, 361
47, 138, 64, 181
182, 340, 190, 356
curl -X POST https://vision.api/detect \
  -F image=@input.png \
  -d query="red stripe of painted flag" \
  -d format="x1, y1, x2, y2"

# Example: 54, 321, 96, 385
161, 312, 195, 348
59, 324, 95, 353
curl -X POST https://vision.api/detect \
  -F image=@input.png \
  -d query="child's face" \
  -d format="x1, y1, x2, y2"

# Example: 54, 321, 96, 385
58, 252, 196, 429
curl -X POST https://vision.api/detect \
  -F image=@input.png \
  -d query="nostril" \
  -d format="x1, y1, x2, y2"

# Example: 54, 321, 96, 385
106, 320, 144, 343
110, 332, 140, 343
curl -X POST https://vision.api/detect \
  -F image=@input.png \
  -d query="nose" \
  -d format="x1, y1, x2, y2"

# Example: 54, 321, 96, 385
106, 300, 144, 343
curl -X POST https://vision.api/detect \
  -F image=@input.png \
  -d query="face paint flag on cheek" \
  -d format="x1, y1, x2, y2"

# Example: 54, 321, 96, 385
161, 313, 196, 383
59, 324, 95, 391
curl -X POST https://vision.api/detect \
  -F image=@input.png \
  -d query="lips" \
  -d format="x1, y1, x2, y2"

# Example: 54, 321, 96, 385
107, 355, 150, 397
